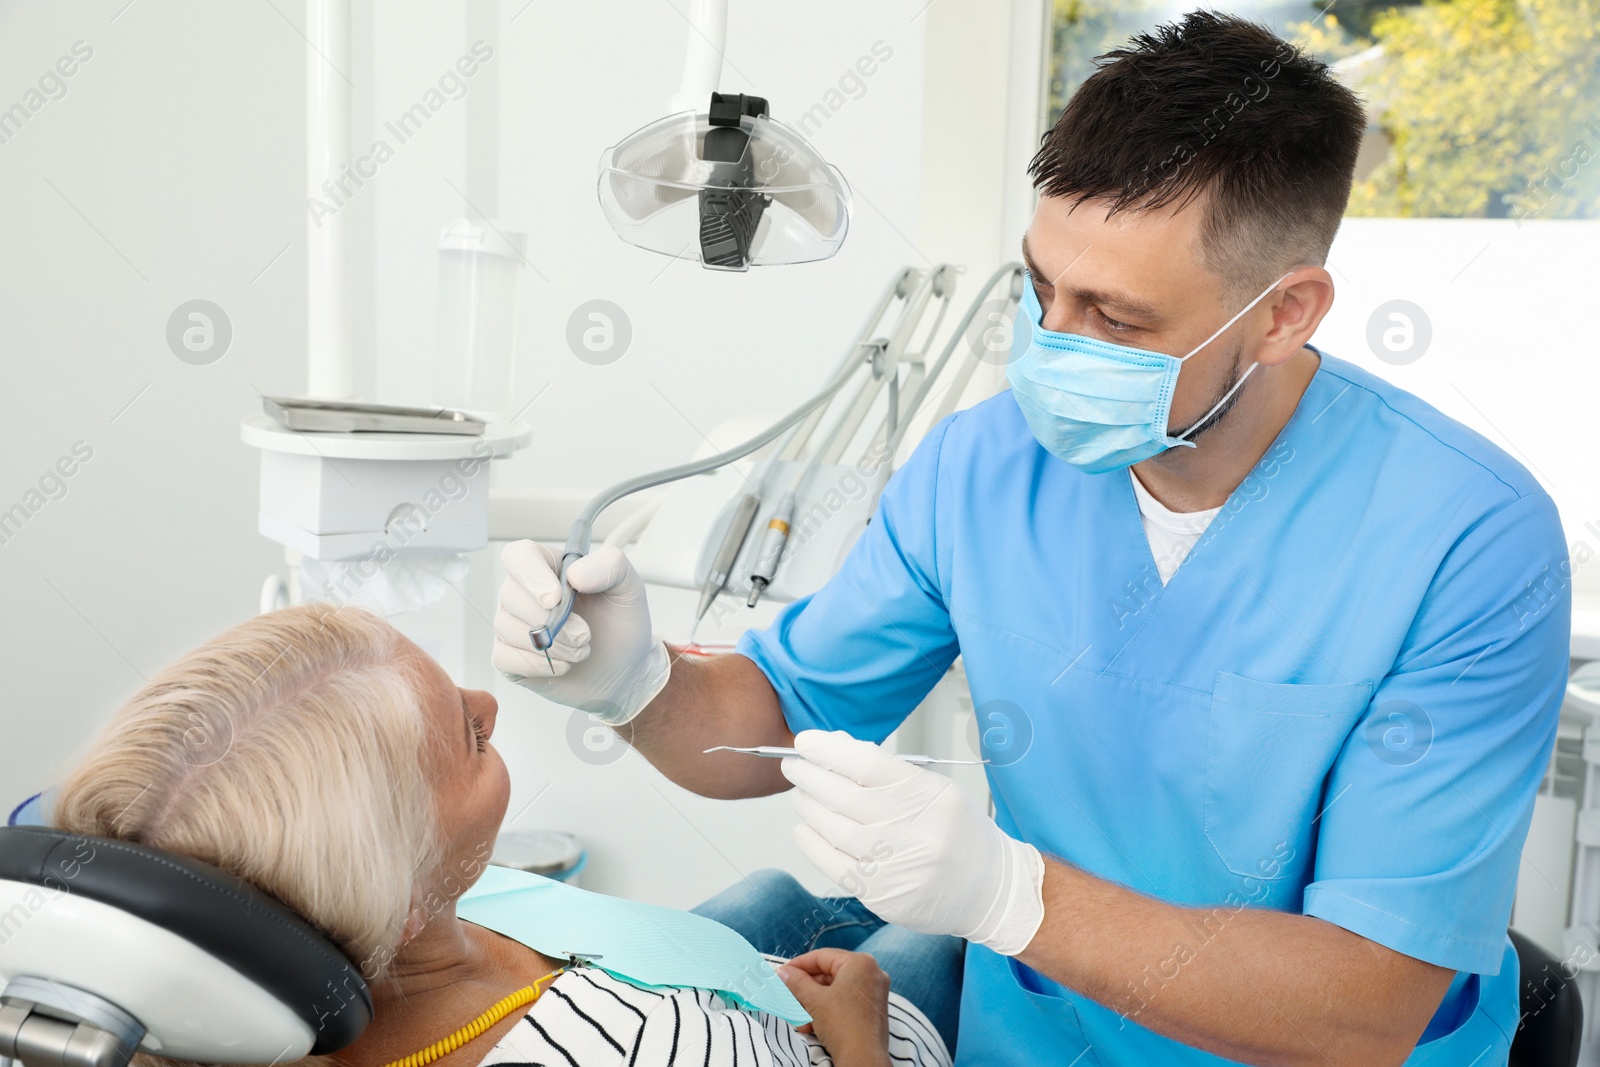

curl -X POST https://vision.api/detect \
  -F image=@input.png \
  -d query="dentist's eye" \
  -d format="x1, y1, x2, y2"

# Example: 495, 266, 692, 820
471, 713, 489, 753
1091, 307, 1135, 333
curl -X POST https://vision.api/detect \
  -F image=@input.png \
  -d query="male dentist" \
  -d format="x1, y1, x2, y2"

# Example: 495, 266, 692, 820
494, 13, 1570, 1065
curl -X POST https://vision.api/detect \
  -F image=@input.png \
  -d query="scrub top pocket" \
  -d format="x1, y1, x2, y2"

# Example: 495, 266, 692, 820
1004, 957, 1104, 1067
1203, 672, 1372, 887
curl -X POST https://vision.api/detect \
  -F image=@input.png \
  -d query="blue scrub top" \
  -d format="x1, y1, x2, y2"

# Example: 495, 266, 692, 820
737, 352, 1570, 1065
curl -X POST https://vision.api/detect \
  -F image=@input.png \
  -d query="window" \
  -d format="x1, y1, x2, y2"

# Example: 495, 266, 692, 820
1045, 0, 1600, 219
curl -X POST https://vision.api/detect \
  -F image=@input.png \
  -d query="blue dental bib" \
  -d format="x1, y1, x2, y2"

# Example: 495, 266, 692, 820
458, 864, 810, 1025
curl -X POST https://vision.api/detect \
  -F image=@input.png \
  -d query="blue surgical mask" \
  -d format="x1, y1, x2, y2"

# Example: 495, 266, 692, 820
1005, 273, 1287, 474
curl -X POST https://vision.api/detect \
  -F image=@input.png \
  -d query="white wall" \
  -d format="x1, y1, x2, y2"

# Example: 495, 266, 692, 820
0, 0, 305, 806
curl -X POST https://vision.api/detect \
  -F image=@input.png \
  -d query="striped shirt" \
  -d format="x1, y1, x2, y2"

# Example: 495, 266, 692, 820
476, 957, 952, 1067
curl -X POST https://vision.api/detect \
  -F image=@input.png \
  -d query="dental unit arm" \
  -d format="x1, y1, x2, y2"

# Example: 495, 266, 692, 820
529, 261, 1025, 654
532, 265, 928, 652
527, 351, 873, 654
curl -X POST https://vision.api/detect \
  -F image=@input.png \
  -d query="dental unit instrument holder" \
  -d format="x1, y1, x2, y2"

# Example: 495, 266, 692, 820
533, 265, 929, 651
703, 265, 954, 615
529, 349, 873, 654
528, 262, 1025, 655
697, 262, 1023, 611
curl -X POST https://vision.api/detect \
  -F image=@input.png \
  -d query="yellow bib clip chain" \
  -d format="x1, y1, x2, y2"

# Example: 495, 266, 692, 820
379, 963, 569, 1067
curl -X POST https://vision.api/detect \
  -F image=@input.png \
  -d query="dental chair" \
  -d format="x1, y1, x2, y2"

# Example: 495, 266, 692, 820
1510, 927, 1583, 1067
0, 825, 369, 1067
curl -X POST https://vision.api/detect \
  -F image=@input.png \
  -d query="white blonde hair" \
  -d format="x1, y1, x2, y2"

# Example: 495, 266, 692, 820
53, 603, 445, 1063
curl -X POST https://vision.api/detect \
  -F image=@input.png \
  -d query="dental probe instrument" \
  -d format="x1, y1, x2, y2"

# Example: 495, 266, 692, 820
703, 745, 989, 766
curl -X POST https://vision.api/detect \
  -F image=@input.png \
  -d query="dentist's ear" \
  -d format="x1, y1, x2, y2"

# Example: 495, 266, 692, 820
1257, 267, 1335, 367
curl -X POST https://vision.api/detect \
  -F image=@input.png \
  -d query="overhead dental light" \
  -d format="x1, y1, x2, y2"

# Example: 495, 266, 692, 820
596, 0, 851, 271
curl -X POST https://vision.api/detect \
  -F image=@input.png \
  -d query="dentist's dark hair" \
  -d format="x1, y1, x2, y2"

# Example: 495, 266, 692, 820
1030, 11, 1367, 299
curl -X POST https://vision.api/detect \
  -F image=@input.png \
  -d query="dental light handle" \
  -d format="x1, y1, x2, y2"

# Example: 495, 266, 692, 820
528, 349, 870, 652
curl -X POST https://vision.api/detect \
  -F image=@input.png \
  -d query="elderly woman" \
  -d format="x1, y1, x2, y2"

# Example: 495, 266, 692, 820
50, 604, 958, 1067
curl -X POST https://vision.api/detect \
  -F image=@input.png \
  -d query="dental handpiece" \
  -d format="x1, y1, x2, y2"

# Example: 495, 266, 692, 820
529, 549, 582, 652
696, 492, 762, 626
745, 491, 795, 608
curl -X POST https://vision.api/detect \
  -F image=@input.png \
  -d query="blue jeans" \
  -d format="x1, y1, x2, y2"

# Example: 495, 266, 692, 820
691, 868, 964, 1055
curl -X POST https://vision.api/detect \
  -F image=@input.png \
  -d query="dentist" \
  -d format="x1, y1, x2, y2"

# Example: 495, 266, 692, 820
494, 13, 1569, 1066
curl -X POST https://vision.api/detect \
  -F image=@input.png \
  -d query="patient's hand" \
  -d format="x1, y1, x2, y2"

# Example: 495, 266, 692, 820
777, 948, 892, 1067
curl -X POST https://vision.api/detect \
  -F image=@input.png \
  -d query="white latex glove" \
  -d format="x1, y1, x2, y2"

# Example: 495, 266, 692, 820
781, 729, 1046, 957
491, 540, 671, 726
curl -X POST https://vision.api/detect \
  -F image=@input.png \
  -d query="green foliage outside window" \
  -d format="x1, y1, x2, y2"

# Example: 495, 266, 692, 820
1046, 0, 1600, 219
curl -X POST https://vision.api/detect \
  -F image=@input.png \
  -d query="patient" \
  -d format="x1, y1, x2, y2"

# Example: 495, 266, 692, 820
52, 604, 956, 1067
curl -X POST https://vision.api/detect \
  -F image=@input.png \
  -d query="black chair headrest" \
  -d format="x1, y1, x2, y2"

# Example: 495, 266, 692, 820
0, 825, 372, 1056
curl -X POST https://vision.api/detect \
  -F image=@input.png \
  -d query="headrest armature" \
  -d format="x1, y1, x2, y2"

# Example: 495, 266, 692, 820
0, 976, 145, 1067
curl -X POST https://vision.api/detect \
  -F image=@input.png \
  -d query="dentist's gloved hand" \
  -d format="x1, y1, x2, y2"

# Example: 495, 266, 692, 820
781, 729, 1046, 957
491, 540, 671, 726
